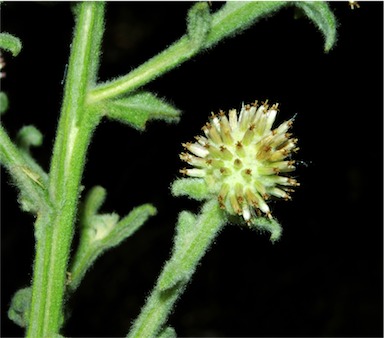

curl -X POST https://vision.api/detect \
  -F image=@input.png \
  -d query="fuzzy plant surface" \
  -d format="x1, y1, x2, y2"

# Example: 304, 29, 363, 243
0, 2, 337, 337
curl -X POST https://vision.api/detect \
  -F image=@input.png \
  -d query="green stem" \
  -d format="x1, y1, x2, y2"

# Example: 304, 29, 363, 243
87, 1, 286, 104
26, 3, 105, 337
127, 200, 226, 338
87, 36, 194, 104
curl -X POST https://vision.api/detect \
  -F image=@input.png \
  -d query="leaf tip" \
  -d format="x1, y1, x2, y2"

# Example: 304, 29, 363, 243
0, 33, 22, 57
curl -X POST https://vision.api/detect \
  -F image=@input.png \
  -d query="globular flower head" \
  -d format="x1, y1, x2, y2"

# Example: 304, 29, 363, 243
179, 100, 299, 223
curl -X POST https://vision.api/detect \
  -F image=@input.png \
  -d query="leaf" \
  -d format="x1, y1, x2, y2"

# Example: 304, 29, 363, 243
14, 126, 49, 192
0, 92, 9, 115
0, 33, 22, 56
294, 1, 337, 52
8, 287, 31, 328
89, 213, 120, 243
249, 216, 282, 243
205, 1, 337, 53
173, 210, 197, 256
187, 2, 211, 50
80, 186, 157, 247
69, 186, 157, 291
82, 185, 107, 224
105, 91, 181, 130
158, 326, 177, 338
206, 1, 287, 48
100, 203, 157, 249
16, 125, 43, 152
171, 178, 210, 201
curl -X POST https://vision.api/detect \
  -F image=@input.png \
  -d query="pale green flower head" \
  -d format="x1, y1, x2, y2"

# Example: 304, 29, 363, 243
178, 101, 299, 224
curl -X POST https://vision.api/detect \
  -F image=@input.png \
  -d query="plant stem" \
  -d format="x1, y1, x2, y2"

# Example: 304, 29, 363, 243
87, 36, 194, 104
127, 200, 226, 338
87, 1, 286, 104
26, 3, 105, 337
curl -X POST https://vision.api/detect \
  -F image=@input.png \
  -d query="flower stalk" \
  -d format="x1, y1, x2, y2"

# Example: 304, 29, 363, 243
127, 200, 226, 338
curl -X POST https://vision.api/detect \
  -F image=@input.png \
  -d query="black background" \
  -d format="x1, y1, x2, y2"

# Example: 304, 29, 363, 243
1, 2, 383, 337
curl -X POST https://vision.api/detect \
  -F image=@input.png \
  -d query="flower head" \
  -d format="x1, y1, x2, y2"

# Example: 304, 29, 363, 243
180, 100, 299, 223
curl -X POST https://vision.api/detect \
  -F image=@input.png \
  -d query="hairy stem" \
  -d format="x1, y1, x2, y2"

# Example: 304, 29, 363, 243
87, 1, 287, 104
26, 3, 105, 337
87, 36, 194, 104
127, 200, 226, 338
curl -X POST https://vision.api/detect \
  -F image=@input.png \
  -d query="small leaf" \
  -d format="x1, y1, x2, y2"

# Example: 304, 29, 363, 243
102, 203, 157, 249
0, 33, 22, 56
206, 1, 288, 48
0, 92, 9, 115
12, 164, 47, 213
13, 126, 49, 193
18, 193, 39, 213
294, 1, 337, 52
16, 125, 43, 152
249, 216, 282, 243
8, 287, 31, 328
90, 213, 120, 242
187, 2, 211, 49
69, 189, 157, 291
158, 326, 177, 338
174, 210, 197, 251
171, 178, 210, 200
105, 91, 181, 130
82, 185, 107, 224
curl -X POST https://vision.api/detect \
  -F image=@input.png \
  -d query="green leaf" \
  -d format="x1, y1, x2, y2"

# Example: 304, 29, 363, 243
206, 1, 337, 52
0, 126, 49, 215
174, 210, 197, 251
0, 92, 9, 115
206, 1, 287, 48
187, 2, 211, 50
100, 203, 157, 249
8, 287, 31, 328
14, 125, 49, 193
294, 1, 337, 52
16, 126, 43, 152
0, 33, 22, 56
89, 213, 120, 243
171, 178, 210, 201
158, 326, 177, 338
82, 185, 107, 223
105, 91, 181, 130
249, 216, 282, 243
69, 186, 157, 291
